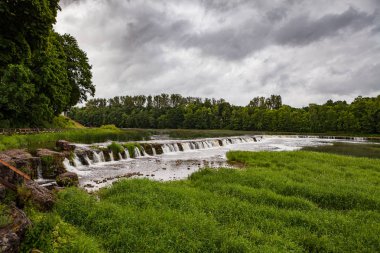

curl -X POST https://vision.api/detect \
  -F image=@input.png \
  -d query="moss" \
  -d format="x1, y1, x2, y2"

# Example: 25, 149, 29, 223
40, 155, 65, 179
122, 143, 142, 158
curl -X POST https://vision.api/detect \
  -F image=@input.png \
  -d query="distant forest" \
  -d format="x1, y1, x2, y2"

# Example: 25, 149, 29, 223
68, 94, 380, 134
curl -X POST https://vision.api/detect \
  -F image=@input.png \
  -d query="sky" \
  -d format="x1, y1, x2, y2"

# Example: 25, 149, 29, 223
56, 0, 380, 107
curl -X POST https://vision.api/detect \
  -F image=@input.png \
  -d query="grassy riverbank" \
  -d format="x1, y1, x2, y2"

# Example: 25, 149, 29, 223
21, 151, 380, 252
0, 127, 151, 151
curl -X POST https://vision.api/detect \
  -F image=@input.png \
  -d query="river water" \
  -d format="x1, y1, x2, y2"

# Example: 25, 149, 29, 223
64, 135, 370, 191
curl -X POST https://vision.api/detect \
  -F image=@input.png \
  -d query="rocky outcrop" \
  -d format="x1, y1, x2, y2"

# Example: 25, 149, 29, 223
56, 172, 79, 187
0, 205, 31, 253
0, 150, 38, 179
23, 181, 56, 211
36, 149, 66, 179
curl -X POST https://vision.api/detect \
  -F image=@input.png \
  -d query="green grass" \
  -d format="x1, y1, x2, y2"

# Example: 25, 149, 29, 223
22, 151, 380, 252
20, 210, 104, 253
303, 142, 380, 159
0, 128, 151, 151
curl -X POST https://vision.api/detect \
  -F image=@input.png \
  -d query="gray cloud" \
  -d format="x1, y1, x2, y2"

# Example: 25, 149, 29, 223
55, 0, 380, 107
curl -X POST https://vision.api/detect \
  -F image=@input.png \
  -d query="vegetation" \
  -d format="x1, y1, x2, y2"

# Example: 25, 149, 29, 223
0, 203, 11, 227
22, 151, 380, 252
20, 210, 104, 253
0, 0, 94, 128
122, 143, 143, 158
303, 142, 380, 159
68, 94, 380, 134
0, 128, 151, 151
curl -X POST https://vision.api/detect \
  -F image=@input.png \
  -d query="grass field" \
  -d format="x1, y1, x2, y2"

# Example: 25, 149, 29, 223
21, 151, 380, 252
303, 142, 380, 159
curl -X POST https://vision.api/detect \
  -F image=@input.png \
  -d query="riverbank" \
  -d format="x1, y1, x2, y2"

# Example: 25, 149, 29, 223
0, 127, 151, 151
20, 151, 380, 252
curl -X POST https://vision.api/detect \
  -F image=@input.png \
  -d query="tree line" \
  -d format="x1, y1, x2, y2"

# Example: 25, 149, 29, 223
68, 94, 380, 134
0, 0, 94, 127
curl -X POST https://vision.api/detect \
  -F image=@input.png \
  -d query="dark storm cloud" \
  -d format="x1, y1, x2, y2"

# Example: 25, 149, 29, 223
55, 0, 380, 106
274, 7, 375, 46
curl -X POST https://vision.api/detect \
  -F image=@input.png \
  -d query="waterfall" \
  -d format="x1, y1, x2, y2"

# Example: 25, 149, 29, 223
110, 151, 114, 162
36, 160, 43, 180
84, 154, 92, 165
118, 153, 123, 160
152, 147, 157, 156
134, 147, 142, 157
92, 151, 104, 163
63, 158, 78, 173
141, 147, 149, 156
182, 143, 191, 151
162, 144, 171, 153
73, 154, 83, 167
124, 149, 130, 159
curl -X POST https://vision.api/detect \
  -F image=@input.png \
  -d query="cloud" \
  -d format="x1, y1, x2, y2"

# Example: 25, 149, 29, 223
55, 0, 380, 107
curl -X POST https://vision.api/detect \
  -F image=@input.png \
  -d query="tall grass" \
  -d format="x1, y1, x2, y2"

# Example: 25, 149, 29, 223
23, 151, 380, 252
0, 128, 151, 151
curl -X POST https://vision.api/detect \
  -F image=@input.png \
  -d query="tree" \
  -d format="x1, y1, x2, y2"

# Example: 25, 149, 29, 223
0, 0, 94, 127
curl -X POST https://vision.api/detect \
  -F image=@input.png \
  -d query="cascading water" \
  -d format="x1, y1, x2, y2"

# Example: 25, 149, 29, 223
93, 151, 104, 163
124, 149, 130, 159
118, 153, 123, 160
109, 151, 114, 162
84, 154, 92, 165
152, 147, 157, 156
73, 154, 83, 167
134, 147, 142, 158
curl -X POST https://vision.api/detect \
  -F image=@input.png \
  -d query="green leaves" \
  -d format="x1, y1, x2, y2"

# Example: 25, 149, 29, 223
0, 1, 94, 127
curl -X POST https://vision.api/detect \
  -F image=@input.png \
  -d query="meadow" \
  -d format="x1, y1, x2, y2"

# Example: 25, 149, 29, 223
21, 151, 380, 252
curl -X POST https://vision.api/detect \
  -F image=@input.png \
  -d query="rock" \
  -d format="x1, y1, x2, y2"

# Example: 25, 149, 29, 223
0, 150, 38, 179
0, 184, 5, 200
0, 205, 31, 253
36, 149, 66, 179
24, 181, 56, 211
2, 149, 33, 160
56, 172, 79, 187
56, 140, 76, 151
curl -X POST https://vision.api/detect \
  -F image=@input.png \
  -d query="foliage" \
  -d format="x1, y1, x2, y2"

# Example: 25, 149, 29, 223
302, 142, 380, 159
31, 151, 380, 252
107, 142, 125, 155
68, 94, 380, 134
0, 0, 94, 127
122, 143, 142, 158
100, 124, 120, 131
0, 204, 11, 227
0, 128, 150, 151
20, 209, 105, 253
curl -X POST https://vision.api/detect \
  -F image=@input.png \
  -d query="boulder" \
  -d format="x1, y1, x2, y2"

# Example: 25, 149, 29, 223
0, 205, 31, 253
56, 172, 79, 187
36, 149, 66, 179
24, 181, 56, 211
56, 140, 75, 152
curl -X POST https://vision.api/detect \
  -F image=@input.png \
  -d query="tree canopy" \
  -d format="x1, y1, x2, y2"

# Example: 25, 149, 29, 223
68, 94, 380, 134
0, 0, 94, 127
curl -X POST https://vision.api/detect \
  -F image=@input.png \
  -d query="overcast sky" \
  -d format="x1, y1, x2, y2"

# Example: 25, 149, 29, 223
56, 0, 380, 107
